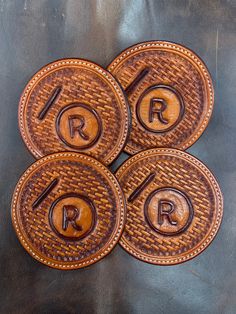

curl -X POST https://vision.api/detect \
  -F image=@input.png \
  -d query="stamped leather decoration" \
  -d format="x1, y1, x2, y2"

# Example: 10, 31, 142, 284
108, 41, 214, 154
19, 59, 130, 165
11, 152, 125, 269
116, 148, 223, 265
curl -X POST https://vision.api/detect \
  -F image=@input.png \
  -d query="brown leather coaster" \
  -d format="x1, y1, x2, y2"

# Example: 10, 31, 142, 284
116, 148, 223, 265
11, 152, 125, 269
19, 59, 130, 165
108, 41, 214, 154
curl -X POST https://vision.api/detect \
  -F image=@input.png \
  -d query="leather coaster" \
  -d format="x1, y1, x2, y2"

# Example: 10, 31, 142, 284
108, 41, 214, 154
116, 148, 223, 265
19, 59, 130, 165
11, 152, 125, 269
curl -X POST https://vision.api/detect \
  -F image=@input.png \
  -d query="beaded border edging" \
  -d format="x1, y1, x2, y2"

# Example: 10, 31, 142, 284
116, 148, 223, 265
12, 152, 126, 269
19, 59, 130, 165
108, 41, 214, 153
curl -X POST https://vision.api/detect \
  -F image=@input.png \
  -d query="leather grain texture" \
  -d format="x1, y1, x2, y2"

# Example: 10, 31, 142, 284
116, 148, 223, 265
19, 59, 130, 165
0, 0, 235, 313
108, 41, 214, 154
11, 152, 125, 269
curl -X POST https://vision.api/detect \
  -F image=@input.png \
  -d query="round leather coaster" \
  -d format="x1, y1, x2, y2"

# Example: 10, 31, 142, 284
116, 148, 223, 265
19, 58, 130, 165
11, 152, 125, 269
108, 41, 214, 154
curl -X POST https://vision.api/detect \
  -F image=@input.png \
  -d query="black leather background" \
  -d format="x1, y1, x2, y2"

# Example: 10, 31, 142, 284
0, 1, 235, 313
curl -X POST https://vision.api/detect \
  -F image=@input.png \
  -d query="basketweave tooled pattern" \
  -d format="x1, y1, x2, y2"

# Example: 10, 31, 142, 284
26, 66, 122, 160
112, 50, 205, 153
18, 160, 117, 262
118, 155, 215, 256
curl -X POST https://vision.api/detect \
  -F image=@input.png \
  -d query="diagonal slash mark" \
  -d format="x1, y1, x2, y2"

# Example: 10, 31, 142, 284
125, 68, 150, 95
128, 172, 156, 202
32, 178, 59, 209
38, 86, 62, 120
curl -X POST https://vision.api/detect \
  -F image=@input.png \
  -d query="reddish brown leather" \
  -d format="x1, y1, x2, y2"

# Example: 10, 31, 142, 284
108, 41, 214, 154
116, 148, 223, 265
11, 152, 125, 269
19, 59, 130, 165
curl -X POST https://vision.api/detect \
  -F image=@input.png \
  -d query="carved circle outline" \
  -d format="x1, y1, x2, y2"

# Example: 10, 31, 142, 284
144, 187, 194, 236
136, 84, 185, 133
56, 103, 102, 150
48, 192, 97, 241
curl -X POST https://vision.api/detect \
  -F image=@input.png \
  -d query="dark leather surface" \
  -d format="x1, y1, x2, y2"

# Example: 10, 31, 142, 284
0, 1, 235, 313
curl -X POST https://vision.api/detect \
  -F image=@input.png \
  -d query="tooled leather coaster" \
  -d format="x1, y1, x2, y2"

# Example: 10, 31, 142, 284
116, 148, 223, 265
108, 41, 214, 154
19, 58, 130, 165
11, 152, 125, 269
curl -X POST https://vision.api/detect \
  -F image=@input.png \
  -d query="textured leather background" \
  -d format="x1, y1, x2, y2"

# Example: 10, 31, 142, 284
0, 1, 235, 313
